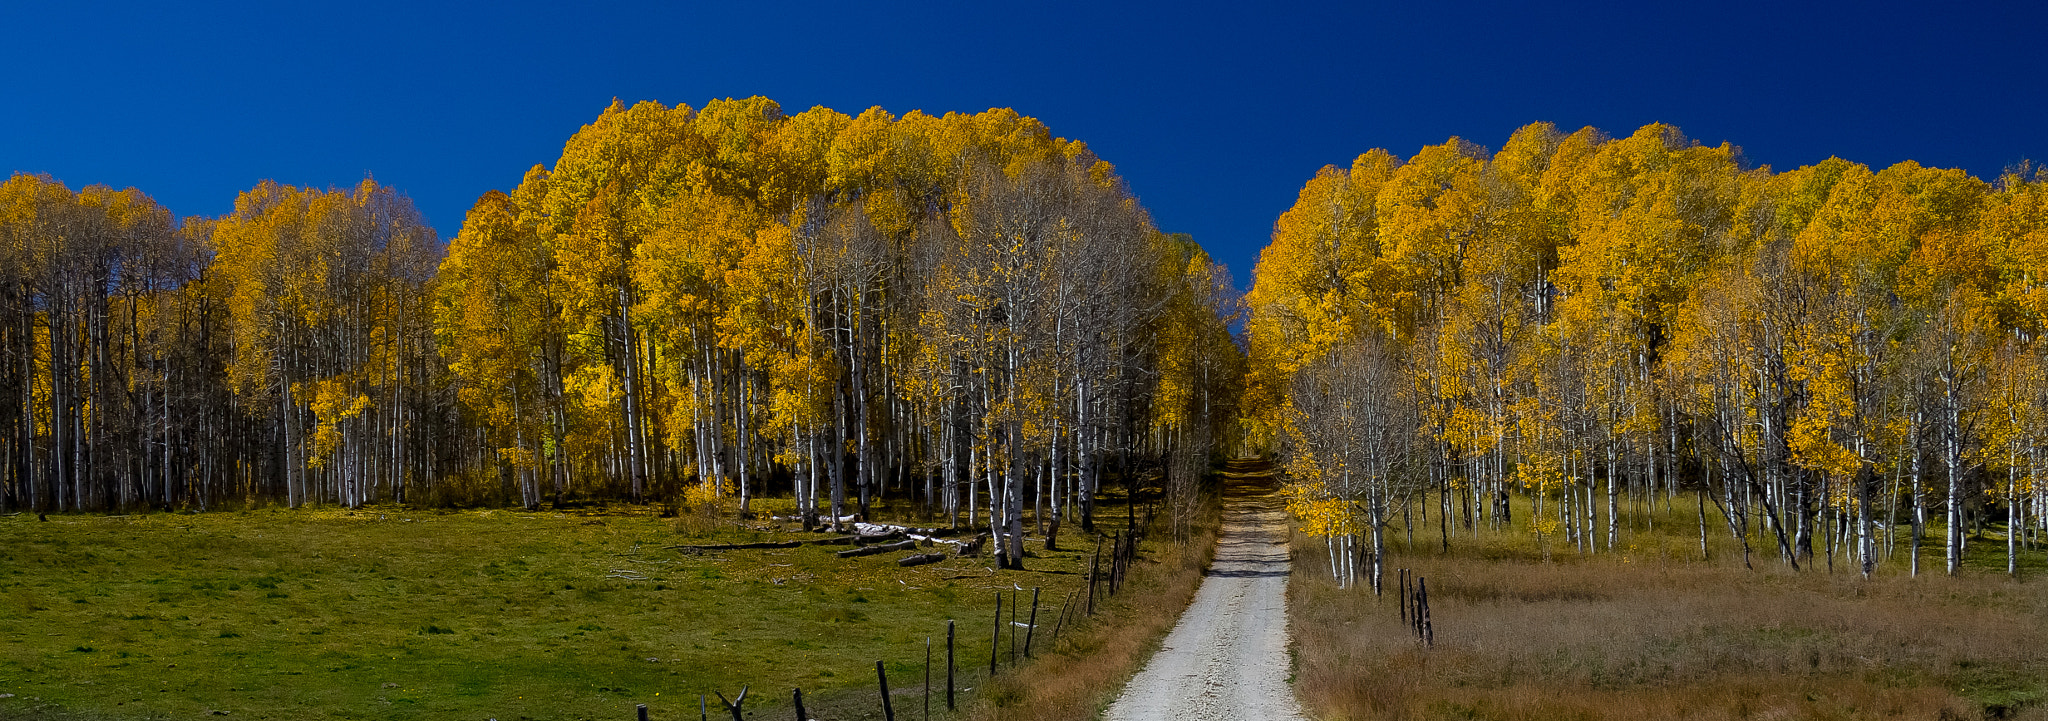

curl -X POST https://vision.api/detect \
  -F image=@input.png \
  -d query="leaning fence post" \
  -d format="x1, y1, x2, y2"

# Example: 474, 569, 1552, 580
924, 636, 932, 721
877, 660, 896, 721
792, 688, 806, 721
1050, 589, 1075, 644
1023, 587, 1041, 658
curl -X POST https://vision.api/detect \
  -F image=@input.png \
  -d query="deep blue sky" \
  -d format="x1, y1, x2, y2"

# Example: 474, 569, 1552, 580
6, 1, 2044, 288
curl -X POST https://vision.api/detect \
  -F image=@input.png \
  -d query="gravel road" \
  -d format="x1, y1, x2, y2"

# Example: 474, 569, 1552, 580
1101, 467, 1309, 721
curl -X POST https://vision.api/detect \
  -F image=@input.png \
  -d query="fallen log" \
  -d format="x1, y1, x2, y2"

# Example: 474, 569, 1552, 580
772, 513, 860, 524
855, 530, 905, 544
837, 539, 917, 558
807, 535, 861, 546
666, 540, 804, 551
855, 522, 959, 538
898, 552, 948, 567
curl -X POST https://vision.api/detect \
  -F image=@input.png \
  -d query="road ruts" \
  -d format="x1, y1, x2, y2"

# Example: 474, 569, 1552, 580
1102, 460, 1310, 721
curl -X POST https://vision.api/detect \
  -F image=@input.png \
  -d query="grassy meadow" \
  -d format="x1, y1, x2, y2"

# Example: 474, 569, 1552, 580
1288, 494, 2048, 721
0, 491, 1185, 721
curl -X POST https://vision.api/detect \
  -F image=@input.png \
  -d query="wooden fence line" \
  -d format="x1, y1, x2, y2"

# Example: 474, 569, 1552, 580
634, 515, 1166, 720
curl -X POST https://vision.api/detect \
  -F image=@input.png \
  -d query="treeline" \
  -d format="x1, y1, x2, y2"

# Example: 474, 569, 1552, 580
0, 177, 444, 513
1249, 122, 2048, 586
438, 99, 1241, 566
0, 98, 1245, 564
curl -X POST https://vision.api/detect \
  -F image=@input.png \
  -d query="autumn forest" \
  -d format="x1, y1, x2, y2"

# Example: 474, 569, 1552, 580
0, 98, 1242, 567
6, 98, 2047, 582
4, 95, 2048, 581
1253, 121, 2048, 582
8, 93, 2048, 719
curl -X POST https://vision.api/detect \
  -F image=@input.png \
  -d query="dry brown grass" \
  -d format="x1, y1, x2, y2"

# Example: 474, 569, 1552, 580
1289, 499, 2048, 721
962, 465, 1240, 721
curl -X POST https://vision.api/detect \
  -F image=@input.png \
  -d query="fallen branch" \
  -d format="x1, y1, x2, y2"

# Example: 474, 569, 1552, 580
837, 539, 917, 558
909, 532, 977, 550
898, 552, 948, 567
665, 540, 804, 551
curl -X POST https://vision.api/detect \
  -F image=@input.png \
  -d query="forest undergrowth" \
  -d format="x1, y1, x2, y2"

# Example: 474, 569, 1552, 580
0, 478, 1202, 721
1288, 493, 2048, 721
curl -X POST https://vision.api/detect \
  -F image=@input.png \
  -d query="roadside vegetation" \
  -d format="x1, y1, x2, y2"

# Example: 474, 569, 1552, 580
1287, 495, 2048, 721
962, 460, 1242, 721
1246, 121, 2048, 720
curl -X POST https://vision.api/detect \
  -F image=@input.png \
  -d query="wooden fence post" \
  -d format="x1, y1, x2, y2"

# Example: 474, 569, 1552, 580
990, 593, 1002, 675
792, 688, 806, 721
924, 637, 932, 721
1023, 587, 1041, 658
637, 703, 648, 721
1087, 535, 1103, 615
876, 660, 896, 721
1108, 532, 1121, 594
1410, 574, 1422, 641
713, 687, 748, 721
1419, 576, 1433, 648
946, 619, 956, 710
1124, 531, 1133, 588
1008, 590, 1018, 665
1126, 529, 1135, 585
1399, 568, 1408, 624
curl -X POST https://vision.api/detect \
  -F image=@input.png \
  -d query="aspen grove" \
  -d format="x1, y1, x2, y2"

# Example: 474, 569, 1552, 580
1252, 122, 2048, 585
0, 98, 1245, 570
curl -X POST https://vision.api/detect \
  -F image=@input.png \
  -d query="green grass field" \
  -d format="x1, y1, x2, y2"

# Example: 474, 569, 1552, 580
0, 500, 1108, 721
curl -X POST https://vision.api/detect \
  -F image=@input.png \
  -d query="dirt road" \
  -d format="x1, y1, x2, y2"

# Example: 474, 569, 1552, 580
1102, 461, 1309, 721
